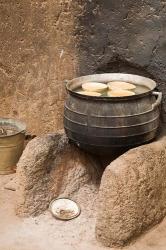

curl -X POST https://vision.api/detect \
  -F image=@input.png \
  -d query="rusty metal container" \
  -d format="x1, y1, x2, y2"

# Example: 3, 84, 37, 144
64, 73, 162, 155
0, 118, 26, 175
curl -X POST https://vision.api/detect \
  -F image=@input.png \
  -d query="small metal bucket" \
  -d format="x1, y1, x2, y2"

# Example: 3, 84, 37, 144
0, 118, 26, 175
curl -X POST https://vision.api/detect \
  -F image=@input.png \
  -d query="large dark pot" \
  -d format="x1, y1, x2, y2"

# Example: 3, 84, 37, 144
64, 73, 162, 154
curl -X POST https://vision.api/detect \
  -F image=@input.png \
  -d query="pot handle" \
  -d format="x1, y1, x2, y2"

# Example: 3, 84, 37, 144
64, 80, 69, 86
64, 80, 69, 93
152, 91, 162, 110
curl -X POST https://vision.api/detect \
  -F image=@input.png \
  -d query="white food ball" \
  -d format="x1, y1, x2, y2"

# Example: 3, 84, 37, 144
108, 81, 136, 90
77, 91, 101, 96
82, 82, 107, 92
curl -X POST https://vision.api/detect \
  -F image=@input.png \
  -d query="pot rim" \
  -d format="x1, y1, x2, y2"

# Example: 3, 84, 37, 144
66, 73, 157, 101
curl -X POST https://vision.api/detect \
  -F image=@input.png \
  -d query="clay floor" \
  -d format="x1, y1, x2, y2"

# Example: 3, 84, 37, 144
1, 174, 166, 250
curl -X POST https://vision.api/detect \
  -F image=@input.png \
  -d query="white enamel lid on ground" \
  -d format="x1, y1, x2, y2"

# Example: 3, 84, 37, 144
49, 198, 81, 220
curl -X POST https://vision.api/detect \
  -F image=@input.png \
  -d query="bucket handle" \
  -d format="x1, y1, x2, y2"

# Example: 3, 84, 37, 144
152, 91, 162, 110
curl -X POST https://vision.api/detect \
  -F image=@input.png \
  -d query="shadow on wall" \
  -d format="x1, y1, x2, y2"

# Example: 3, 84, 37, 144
76, 0, 166, 82
75, 0, 166, 118
96, 56, 154, 78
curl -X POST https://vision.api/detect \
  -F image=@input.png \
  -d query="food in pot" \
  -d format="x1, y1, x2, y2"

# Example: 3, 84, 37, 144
108, 81, 136, 90
49, 198, 81, 220
108, 90, 135, 97
75, 81, 150, 97
82, 82, 108, 92
77, 91, 101, 96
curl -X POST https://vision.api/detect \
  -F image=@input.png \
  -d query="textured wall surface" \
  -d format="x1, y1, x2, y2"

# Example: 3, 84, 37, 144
78, 1, 166, 78
0, 1, 166, 134
0, 0, 82, 134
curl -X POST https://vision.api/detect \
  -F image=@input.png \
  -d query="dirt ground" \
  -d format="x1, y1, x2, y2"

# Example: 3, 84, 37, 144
1, 175, 166, 250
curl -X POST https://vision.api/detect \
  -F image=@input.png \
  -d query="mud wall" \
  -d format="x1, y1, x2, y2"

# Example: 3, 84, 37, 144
0, 0, 82, 134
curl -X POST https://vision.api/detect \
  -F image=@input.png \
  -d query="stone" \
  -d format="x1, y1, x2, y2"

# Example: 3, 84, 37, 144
16, 131, 102, 217
4, 175, 17, 191
96, 136, 166, 247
